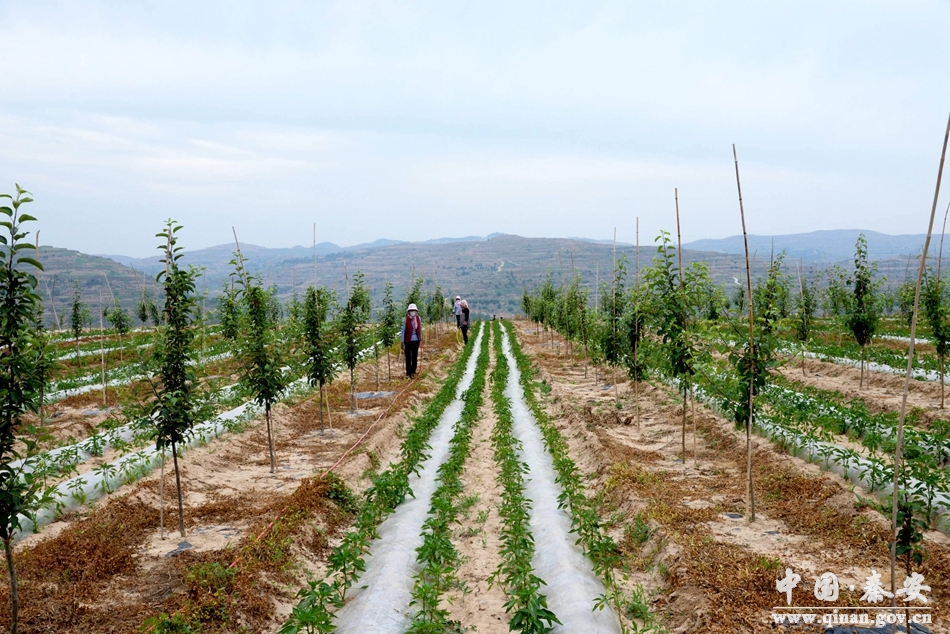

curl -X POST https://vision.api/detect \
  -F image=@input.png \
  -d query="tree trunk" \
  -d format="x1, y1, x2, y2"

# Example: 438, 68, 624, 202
387, 348, 392, 383
171, 440, 186, 538
159, 450, 165, 538
634, 377, 640, 431
801, 348, 806, 376
324, 385, 334, 431
860, 346, 866, 389
375, 346, 380, 392
319, 382, 325, 434
681, 388, 687, 464
942, 356, 945, 409
747, 385, 755, 522
265, 403, 276, 473
691, 380, 697, 467
350, 368, 356, 412
4, 537, 18, 634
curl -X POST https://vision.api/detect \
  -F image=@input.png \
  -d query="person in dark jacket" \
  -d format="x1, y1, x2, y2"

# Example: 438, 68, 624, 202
400, 303, 423, 378
453, 295, 462, 328
459, 299, 470, 344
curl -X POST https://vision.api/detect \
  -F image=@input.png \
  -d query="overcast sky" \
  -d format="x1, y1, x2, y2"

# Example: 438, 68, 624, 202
1, 1, 948, 257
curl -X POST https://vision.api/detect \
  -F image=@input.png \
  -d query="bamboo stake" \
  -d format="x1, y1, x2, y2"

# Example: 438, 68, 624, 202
313, 223, 318, 287
675, 191, 689, 465
635, 216, 641, 431
232, 227, 249, 288
890, 112, 950, 613
797, 261, 806, 377
733, 144, 756, 522
99, 291, 106, 407
612, 228, 619, 404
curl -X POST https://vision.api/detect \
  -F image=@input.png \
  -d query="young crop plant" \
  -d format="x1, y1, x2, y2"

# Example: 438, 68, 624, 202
0, 185, 53, 634
379, 281, 401, 382
408, 325, 489, 633
846, 234, 882, 389
340, 271, 371, 411
502, 321, 633, 632
232, 253, 288, 474
148, 219, 203, 538
303, 286, 338, 434
489, 322, 560, 634
68, 281, 90, 355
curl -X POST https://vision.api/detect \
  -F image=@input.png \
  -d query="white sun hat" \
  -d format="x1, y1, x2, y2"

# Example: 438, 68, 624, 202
407, 303, 418, 311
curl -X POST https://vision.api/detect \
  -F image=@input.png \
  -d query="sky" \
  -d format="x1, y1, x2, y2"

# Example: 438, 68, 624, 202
1, 0, 948, 257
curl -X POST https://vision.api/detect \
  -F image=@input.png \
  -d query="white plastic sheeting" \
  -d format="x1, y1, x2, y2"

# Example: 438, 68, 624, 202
687, 381, 950, 534
47, 351, 233, 402
500, 329, 621, 634
801, 351, 949, 384
333, 327, 485, 634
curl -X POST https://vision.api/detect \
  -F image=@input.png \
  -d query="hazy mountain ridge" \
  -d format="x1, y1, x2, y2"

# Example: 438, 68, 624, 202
683, 229, 926, 262
49, 229, 925, 325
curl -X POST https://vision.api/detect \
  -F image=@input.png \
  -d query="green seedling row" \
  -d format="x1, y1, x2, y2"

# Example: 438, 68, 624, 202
503, 321, 634, 630
280, 323, 482, 634
489, 321, 560, 634
408, 322, 490, 632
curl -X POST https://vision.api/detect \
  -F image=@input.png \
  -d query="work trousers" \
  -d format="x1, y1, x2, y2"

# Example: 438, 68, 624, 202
404, 340, 420, 378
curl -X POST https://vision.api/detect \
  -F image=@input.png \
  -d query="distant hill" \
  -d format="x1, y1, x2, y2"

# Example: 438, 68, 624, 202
48, 229, 925, 321
683, 229, 927, 263
37, 246, 161, 329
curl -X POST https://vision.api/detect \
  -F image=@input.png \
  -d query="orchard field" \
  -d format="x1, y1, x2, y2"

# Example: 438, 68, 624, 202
4, 187, 950, 634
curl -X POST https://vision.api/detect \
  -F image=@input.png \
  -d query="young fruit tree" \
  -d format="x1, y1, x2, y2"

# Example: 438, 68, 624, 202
68, 281, 90, 355
0, 186, 53, 634
379, 281, 401, 382
339, 271, 371, 411
234, 269, 288, 473
794, 265, 816, 376
647, 231, 694, 461
218, 279, 241, 342
846, 234, 881, 389
147, 220, 203, 537
922, 270, 950, 407
302, 286, 338, 434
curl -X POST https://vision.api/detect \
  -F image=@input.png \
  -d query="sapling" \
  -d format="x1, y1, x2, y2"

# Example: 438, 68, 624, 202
923, 203, 950, 408
922, 271, 950, 407
149, 219, 202, 538
339, 272, 371, 411
379, 282, 400, 382
794, 264, 816, 376
0, 185, 53, 634
845, 234, 881, 389
234, 271, 287, 473
68, 281, 90, 356
302, 286, 338, 434
600, 255, 627, 403
218, 279, 241, 341
647, 230, 694, 462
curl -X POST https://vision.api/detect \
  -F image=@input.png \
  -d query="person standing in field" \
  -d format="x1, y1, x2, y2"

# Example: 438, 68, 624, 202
401, 303, 423, 378
460, 299, 470, 344
453, 295, 462, 328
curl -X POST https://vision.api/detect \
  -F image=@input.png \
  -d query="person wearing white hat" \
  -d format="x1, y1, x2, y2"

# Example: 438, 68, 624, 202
459, 299, 470, 344
452, 295, 462, 329
400, 303, 423, 378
